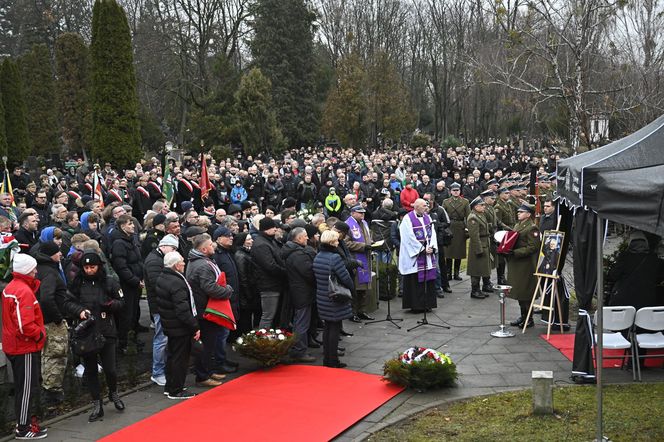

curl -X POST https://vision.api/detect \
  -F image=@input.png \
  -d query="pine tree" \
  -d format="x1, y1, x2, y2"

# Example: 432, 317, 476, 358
322, 53, 369, 148
234, 68, 285, 156
0, 58, 31, 164
55, 33, 90, 156
251, 0, 319, 147
20, 44, 60, 156
90, 0, 141, 167
0, 89, 7, 159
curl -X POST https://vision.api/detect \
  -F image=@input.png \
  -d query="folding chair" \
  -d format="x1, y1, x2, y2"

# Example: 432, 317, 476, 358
633, 307, 664, 381
594, 306, 636, 380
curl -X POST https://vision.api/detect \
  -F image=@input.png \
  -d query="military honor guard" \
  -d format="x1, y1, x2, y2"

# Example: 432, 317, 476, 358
442, 183, 470, 281
466, 197, 492, 299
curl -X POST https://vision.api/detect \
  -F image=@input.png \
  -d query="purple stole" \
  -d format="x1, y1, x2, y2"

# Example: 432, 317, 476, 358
345, 216, 371, 285
408, 211, 437, 282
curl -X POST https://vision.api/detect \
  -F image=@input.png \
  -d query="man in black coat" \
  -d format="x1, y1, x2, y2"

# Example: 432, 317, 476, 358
281, 227, 317, 363
14, 212, 39, 253
110, 214, 144, 352
144, 234, 179, 386
33, 241, 82, 404
251, 217, 287, 329
156, 251, 200, 399
212, 226, 241, 373
539, 200, 557, 233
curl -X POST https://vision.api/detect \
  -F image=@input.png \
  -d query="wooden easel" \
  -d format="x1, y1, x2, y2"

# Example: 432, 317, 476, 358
523, 215, 565, 339
522, 274, 564, 339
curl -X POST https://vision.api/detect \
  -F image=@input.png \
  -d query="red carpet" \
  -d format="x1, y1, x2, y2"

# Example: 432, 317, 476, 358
100, 365, 404, 442
542, 333, 664, 368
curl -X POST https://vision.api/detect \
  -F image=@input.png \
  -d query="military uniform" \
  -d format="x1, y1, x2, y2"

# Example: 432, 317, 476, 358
442, 195, 470, 279
466, 211, 491, 298
507, 217, 541, 326
494, 198, 516, 284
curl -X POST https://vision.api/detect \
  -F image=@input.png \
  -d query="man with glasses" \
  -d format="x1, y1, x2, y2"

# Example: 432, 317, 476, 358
32, 191, 51, 230
103, 204, 127, 247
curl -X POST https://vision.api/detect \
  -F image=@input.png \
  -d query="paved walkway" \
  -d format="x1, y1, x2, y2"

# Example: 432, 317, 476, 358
19, 275, 664, 442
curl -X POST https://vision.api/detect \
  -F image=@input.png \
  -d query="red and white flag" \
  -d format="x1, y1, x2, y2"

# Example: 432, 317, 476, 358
199, 152, 212, 201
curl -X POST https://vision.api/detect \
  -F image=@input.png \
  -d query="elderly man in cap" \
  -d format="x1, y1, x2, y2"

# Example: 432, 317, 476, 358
145, 234, 180, 386
507, 204, 541, 328
344, 204, 374, 322
442, 182, 470, 281
2, 254, 48, 439
212, 226, 240, 373
466, 197, 491, 299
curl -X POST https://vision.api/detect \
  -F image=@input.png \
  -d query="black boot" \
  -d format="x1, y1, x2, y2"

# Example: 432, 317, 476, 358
482, 278, 494, 293
109, 391, 125, 411
89, 400, 104, 422
470, 277, 486, 299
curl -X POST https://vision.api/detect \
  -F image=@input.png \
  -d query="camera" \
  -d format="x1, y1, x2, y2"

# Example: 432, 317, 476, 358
74, 316, 96, 334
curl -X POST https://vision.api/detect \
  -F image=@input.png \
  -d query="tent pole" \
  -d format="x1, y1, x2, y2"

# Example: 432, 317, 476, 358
595, 216, 604, 441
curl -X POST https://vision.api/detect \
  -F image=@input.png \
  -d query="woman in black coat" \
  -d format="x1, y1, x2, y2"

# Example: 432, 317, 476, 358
313, 230, 354, 368
233, 232, 260, 334
68, 250, 125, 422
110, 214, 144, 351
156, 251, 200, 399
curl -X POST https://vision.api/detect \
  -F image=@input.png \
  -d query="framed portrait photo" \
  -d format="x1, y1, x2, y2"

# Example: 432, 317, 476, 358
535, 230, 565, 278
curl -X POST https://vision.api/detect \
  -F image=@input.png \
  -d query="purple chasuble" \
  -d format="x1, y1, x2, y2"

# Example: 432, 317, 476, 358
346, 216, 371, 285
408, 211, 437, 282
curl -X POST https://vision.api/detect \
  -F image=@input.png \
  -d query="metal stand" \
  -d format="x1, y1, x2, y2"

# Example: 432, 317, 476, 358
491, 285, 515, 338
407, 253, 450, 332
365, 223, 403, 329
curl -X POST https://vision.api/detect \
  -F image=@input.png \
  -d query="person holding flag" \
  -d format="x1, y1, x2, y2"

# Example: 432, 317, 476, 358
1, 166, 19, 228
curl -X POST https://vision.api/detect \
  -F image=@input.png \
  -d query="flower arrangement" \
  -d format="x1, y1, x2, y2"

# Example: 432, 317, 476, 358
383, 347, 457, 390
234, 328, 295, 367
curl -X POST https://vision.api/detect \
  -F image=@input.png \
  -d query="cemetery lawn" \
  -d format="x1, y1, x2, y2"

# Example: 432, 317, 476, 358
368, 383, 664, 442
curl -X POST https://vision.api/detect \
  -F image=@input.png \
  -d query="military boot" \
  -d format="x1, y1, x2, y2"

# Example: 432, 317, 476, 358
482, 277, 494, 293
470, 277, 486, 299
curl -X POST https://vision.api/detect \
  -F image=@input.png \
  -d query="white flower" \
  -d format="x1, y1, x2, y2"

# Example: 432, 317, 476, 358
259, 328, 267, 334
278, 334, 285, 340
275, 329, 282, 334
236, 337, 244, 345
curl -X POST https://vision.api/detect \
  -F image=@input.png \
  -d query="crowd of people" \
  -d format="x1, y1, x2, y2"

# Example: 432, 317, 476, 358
0, 143, 562, 439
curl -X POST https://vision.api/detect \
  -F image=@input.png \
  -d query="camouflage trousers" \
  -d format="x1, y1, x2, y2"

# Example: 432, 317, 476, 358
41, 321, 70, 392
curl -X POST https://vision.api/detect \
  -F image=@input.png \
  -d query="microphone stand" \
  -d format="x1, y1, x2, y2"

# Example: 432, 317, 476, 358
365, 220, 403, 329
407, 240, 450, 332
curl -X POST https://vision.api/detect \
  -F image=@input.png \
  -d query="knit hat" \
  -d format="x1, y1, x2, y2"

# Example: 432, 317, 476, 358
159, 234, 179, 248
163, 251, 184, 269
181, 201, 193, 212
153, 213, 167, 227
259, 217, 278, 231
41, 241, 61, 257
81, 251, 103, 266
227, 204, 242, 215
12, 254, 37, 275
213, 226, 234, 240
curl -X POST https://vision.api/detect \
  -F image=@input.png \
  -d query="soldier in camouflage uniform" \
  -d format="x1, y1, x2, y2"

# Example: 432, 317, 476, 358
443, 183, 470, 281
466, 197, 491, 299
494, 187, 515, 285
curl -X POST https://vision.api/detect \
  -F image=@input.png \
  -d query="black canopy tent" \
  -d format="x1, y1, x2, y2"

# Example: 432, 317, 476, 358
556, 114, 664, 440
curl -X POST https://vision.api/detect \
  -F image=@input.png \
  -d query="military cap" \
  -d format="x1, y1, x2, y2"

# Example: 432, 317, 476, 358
480, 190, 496, 198
470, 196, 486, 209
450, 183, 461, 190
516, 204, 534, 214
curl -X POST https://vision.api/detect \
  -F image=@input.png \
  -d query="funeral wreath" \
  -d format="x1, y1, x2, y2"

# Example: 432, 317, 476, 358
383, 347, 457, 390
234, 328, 295, 367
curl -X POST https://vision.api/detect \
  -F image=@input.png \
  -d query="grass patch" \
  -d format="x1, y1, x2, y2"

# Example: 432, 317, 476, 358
369, 383, 664, 442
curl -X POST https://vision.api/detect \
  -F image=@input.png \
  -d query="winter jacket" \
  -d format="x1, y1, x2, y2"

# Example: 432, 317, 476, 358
15, 227, 39, 252
250, 231, 287, 292
234, 247, 259, 310
213, 246, 240, 319
68, 270, 124, 338
110, 228, 143, 287
281, 241, 316, 309
33, 248, 79, 324
144, 248, 165, 315
156, 267, 199, 337
141, 228, 164, 258
185, 249, 233, 314
2, 273, 46, 355
313, 246, 354, 322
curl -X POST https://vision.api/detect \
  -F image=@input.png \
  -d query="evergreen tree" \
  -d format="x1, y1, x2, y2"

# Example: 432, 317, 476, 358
251, 0, 319, 147
55, 33, 90, 156
234, 68, 285, 156
90, 0, 141, 167
0, 89, 7, 159
0, 58, 31, 164
20, 44, 60, 156
322, 53, 369, 148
